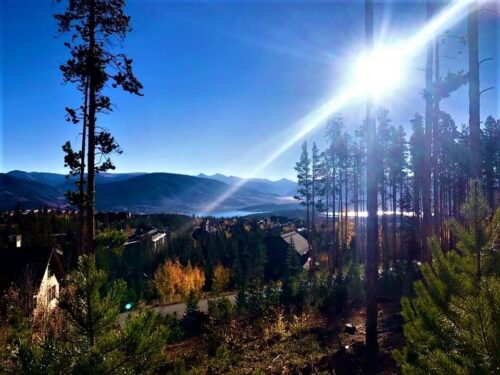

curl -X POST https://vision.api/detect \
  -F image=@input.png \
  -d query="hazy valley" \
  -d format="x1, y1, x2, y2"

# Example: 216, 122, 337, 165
0, 171, 298, 214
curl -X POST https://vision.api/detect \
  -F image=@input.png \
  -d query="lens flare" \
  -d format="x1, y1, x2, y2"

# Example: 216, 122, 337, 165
354, 47, 404, 97
199, 87, 359, 216
199, 0, 475, 216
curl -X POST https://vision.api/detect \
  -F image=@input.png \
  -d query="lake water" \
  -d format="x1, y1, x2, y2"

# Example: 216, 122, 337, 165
196, 210, 263, 218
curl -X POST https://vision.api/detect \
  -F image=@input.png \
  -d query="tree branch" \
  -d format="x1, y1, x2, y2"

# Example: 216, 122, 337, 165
479, 57, 493, 65
479, 87, 494, 96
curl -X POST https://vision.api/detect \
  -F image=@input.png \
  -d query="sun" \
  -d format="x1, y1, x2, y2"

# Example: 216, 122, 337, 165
353, 46, 405, 98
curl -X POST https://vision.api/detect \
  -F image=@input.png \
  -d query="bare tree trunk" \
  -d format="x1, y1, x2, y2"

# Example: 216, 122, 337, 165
325, 185, 330, 270
422, 0, 433, 261
361, 167, 366, 262
381, 182, 389, 273
414, 168, 422, 257
468, 1, 480, 179
86, 0, 96, 254
391, 177, 397, 260
312, 176, 316, 232
306, 171, 312, 271
433, 36, 441, 243
339, 181, 343, 252
306, 183, 310, 243
325, 183, 330, 231
399, 182, 404, 257
344, 170, 348, 250
311, 170, 316, 272
354, 156, 360, 259
78, 79, 89, 256
332, 162, 337, 271
365, 0, 378, 358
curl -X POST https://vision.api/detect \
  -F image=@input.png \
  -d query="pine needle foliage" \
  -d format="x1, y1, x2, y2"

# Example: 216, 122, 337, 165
11, 255, 171, 374
395, 181, 500, 374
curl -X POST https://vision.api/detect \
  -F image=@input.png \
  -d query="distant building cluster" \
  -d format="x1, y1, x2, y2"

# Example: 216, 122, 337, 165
3, 208, 78, 217
190, 215, 311, 270
0, 210, 310, 320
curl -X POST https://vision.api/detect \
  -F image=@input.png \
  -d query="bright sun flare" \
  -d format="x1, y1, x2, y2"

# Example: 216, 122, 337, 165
201, 0, 475, 214
354, 47, 404, 97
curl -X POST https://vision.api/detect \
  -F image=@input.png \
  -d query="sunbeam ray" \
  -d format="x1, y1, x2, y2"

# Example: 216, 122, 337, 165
199, 0, 475, 216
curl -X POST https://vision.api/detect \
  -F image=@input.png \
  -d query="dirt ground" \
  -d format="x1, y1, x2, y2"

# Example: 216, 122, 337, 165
162, 299, 405, 374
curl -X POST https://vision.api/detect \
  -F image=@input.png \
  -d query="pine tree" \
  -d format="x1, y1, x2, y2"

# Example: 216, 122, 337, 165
294, 141, 313, 258
250, 232, 267, 282
312, 142, 321, 232
318, 151, 331, 233
186, 289, 201, 313
12, 255, 170, 374
483, 116, 500, 210
311, 142, 322, 268
281, 240, 302, 307
410, 113, 425, 257
377, 108, 392, 273
352, 132, 365, 260
337, 131, 351, 251
388, 125, 408, 260
325, 115, 344, 271
395, 181, 500, 374
354, 124, 368, 261
55, 0, 143, 254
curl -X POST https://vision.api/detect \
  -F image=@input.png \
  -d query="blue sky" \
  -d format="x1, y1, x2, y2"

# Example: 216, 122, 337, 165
1, 0, 498, 180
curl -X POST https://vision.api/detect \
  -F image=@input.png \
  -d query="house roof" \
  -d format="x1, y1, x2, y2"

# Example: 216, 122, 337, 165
0, 246, 65, 293
125, 225, 166, 246
280, 231, 310, 256
150, 232, 166, 242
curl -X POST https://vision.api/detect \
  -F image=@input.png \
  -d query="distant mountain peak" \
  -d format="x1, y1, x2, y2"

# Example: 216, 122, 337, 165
1, 171, 298, 213
196, 173, 297, 197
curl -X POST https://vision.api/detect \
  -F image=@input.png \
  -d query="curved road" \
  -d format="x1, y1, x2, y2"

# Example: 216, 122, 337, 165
119, 294, 236, 325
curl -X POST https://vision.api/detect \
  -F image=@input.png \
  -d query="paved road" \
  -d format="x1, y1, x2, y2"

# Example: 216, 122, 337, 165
119, 294, 236, 325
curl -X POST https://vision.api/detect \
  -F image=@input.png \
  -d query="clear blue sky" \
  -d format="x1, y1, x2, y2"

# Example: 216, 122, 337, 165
1, 0, 498, 180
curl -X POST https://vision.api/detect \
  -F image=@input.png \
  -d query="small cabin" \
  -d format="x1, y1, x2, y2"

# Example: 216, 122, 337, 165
0, 245, 65, 316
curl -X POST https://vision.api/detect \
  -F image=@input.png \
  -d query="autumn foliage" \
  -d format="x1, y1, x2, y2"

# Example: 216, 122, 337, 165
154, 260, 205, 303
213, 265, 233, 293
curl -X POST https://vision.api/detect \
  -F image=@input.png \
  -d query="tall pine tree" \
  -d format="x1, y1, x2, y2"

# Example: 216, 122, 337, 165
56, 0, 143, 254
294, 141, 313, 262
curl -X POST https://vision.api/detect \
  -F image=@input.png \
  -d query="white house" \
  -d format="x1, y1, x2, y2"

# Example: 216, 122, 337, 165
0, 246, 65, 316
34, 248, 64, 314
148, 229, 166, 250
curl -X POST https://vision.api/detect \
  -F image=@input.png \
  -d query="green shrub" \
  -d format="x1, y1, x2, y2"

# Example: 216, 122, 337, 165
395, 181, 500, 374
11, 255, 171, 374
344, 260, 365, 308
186, 289, 201, 313
380, 259, 420, 298
213, 344, 234, 369
208, 297, 235, 324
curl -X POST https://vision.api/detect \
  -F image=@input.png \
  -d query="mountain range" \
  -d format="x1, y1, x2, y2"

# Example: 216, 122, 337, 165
0, 171, 298, 214
197, 173, 297, 197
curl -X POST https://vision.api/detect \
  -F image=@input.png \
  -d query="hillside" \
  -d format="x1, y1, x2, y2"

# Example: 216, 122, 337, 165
197, 173, 297, 197
0, 174, 67, 210
95, 173, 281, 213
0, 171, 297, 214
